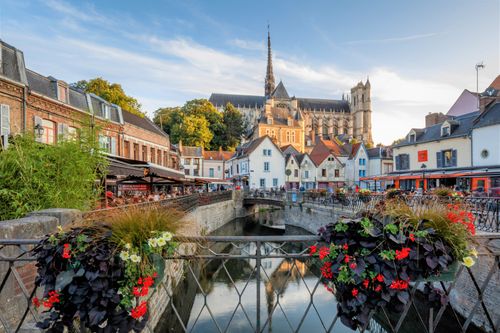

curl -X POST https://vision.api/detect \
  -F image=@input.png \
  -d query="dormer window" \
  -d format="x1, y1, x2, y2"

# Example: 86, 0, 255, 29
441, 126, 450, 137
102, 105, 111, 120
409, 133, 416, 143
57, 83, 68, 103
287, 118, 293, 126
267, 117, 273, 125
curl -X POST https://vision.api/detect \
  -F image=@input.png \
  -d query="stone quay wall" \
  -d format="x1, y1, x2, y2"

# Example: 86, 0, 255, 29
0, 192, 244, 333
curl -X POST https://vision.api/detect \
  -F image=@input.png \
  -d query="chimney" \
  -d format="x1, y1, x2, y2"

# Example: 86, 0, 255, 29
425, 112, 448, 127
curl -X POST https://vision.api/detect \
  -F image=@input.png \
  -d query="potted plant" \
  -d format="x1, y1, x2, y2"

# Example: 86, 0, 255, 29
358, 189, 371, 202
32, 208, 184, 332
310, 199, 476, 330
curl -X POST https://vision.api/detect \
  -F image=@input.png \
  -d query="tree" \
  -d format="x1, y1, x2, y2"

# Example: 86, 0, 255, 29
171, 115, 213, 148
0, 129, 107, 220
182, 99, 224, 150
222, 103, 244, 151
70, 78, 144, 117
154, 107, 183, 135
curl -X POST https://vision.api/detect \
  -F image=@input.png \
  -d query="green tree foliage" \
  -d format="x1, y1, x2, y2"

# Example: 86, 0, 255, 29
171, 115, 213, 148
71, 78, 144, 117
222, 103, 244, 151
0, 129, 107, 220
154, 99, 244, 150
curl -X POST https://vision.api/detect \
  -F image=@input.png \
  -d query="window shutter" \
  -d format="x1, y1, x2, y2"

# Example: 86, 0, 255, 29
451, 150, 457, 167
436, 152, 443, 168
395, 155, 400, 170
110, 137, 117, 155
34, 116, 44, 142
57, 123, 66, 140
1, 104, 10, 136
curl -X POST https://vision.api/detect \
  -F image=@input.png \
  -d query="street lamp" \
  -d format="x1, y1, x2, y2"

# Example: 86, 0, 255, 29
421, 163, 427, 192
34, 123, 44, 139
475, 62, 485, 110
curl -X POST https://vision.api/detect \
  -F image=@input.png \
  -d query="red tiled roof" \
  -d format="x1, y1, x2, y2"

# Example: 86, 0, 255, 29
349, 142, 361, 159
309, 139, 344, 166
203, 150, 234, 161
489, 75, 500, 90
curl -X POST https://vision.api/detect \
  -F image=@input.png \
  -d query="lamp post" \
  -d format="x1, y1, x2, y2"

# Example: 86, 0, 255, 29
475, 62, 485, 110
421, 163, 427, 193
34, 124, 44, 139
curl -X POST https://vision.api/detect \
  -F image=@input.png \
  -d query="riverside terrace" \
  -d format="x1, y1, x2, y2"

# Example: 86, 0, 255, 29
0, 193, 498, 333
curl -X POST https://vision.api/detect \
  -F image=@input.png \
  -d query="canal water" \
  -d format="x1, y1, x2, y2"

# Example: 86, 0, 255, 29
184, 218, 354, 333
159, 216, 482, 333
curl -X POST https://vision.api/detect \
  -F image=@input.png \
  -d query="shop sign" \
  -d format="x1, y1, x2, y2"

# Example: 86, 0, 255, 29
418, 150, 428, 162
120, 184, 151, 191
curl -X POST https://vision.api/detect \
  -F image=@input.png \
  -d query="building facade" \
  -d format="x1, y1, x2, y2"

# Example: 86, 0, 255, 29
0, 40, 179, 181
202, 149, 233, 179
209, 29, 373, 151
227, 136, 285, 190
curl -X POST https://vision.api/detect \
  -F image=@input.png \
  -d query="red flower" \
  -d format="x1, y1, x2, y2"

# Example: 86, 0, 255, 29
62, 244, 71, 259
309, 245, 317, 255
153, 272, 158, 278
374, 285, 382, 292
133, 287, 141, 297
344, 255, 350, 263
319, 247, 330, 260
351, 288, 359, 297
137, 277, 143, 285
389, 279, 409, 290
140, 287, 149, 297
130, 301, 148, 319
320, 262, 333, 279
395, 247, 411, 260
343, 243, 349, 251
409, 233, 415, 242
143, 276, 154, 288
349, 262, 357, 270
32, 297, 40, 308
362, 279, 369, 288
374, 274, 384, 282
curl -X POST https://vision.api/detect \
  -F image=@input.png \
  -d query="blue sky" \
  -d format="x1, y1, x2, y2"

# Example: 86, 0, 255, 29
0, 0, 498, 144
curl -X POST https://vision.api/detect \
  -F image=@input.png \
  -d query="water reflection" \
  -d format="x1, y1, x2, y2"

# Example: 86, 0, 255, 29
185, 218, 356, 333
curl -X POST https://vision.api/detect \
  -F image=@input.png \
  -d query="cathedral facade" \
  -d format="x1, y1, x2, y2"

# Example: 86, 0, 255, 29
209, 30, 373, 152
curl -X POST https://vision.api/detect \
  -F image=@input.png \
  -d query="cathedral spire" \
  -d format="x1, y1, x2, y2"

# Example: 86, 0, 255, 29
265, 25, 275, 97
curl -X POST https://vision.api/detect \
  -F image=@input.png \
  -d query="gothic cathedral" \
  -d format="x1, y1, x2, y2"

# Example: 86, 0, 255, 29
209, 29, 373, 152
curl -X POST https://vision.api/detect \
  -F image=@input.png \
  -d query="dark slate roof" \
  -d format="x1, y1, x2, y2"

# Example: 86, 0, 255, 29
26, 70, 57, 99
367, 147, 381, 158
181, 146, 203, 157
297, 98, 350, 113
296, 153, 306, 164
122, 111, 167, 137
209, 93, 265, 108
395, 112, 480, 148
0, 40, 26, 83
473, 102, 500, 129
271, 81, 290, 99
233, 136, 282, 159
367, 147, 393, 159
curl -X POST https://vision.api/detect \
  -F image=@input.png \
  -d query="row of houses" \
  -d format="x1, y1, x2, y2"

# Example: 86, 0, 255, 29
0, 40, 191, 194
364, 76, 500, 194
225, 135, 393, 191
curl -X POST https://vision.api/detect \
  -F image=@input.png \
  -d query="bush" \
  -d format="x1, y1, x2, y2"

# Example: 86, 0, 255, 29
32, 207, 183, 332
0, 131, 107, 220
312, 199, 476, 330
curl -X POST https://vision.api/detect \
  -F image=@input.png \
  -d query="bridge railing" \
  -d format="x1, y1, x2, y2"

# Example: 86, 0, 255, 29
0, 234, 498, 333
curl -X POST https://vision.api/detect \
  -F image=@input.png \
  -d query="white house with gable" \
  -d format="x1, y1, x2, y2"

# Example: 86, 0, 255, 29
227, 136, 285, 190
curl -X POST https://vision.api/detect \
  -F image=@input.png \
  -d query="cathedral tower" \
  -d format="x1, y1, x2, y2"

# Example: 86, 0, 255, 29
350, 78, 373, 146
264, 26, 275, 97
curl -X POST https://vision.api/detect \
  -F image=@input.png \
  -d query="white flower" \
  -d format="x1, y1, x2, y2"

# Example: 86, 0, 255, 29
124, 243, 132, 250
470, 248, 478, 258
162, 232, 173, 242
148, 238, 158, 248
119, 251, 129, 261
129, 254, 141, 263
462, 256, 475, 268
157, 238, 167, 247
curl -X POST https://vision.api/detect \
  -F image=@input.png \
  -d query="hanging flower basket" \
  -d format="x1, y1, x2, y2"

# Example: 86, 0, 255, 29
310, 200, 476, 330
31, 208, 183, 332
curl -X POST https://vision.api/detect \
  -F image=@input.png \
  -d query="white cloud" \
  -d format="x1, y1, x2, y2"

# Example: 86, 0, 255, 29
4, 5, 465, 146
345, 32, 442, 45
229, 38, 265, 51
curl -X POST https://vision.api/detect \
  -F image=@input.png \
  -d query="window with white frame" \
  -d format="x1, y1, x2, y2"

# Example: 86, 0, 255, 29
264, 162, 270, 172
42, 119, 56, 144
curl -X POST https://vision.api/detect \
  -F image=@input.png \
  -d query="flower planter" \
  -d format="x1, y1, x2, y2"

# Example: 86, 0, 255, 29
311, 199, 476, 330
